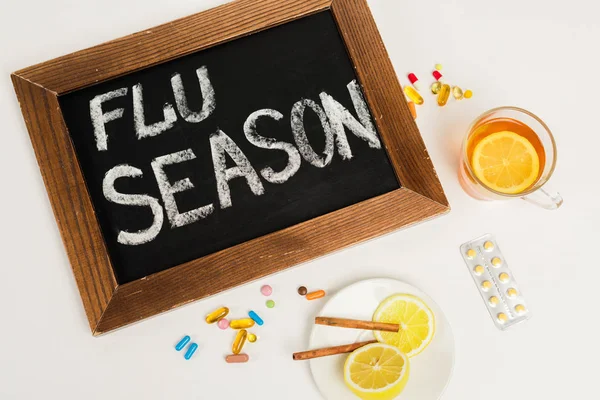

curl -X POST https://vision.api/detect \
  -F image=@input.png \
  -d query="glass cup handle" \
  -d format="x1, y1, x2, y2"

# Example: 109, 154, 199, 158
521, 188, 563, 210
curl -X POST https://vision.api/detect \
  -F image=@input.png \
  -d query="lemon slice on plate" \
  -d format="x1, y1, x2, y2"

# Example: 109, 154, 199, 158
373, 294, 435, 357
471, 130, 540, 194
344, 343, 410, 400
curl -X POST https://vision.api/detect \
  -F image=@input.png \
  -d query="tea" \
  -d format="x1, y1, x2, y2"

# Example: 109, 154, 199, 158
462, 118, 546, 195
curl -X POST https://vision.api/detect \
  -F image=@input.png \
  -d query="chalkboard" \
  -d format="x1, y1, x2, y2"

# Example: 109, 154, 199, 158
59, 11, 399, 284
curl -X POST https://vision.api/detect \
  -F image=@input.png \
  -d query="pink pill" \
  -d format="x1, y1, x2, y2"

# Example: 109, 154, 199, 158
217, 318, 229, 330
261, 285, 273, 296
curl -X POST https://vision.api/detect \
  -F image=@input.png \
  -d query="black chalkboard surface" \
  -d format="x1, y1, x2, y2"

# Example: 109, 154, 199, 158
59, 11, 399, 284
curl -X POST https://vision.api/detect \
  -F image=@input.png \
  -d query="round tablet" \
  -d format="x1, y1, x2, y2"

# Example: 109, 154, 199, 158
488, 296, 499, 306
499, 272, 510, 283
297, 286, 308, 296
247, 333, 257, 343
483, 241, 495, 251
515, 304, 526, 314
217, 318, 229, 330
473, 265, 485, 275
466, 249, 477, 259
497, 313, 508, 324
266, 300, 275, 308
491, 257, 502, 267
506, 288, 518, 298
481, 281, 492, 291
261, 285, 273, 296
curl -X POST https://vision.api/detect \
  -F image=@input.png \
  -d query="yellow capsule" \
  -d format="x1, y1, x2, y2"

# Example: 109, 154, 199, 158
473, 265, 485, 275
507, 288, 518, 298
483, 241, 494, 251
491, 257, 502, 267
466, 249, 477, 259
488, 296, 499, 306
515, 304, 526, 314
431, 81, 442, 94
229, 318, 255, 329
497, 313, 508, 323
481, 280, 492, 291
404, 86, 424, 105
247, 333, 257, 343
499, 272, 510, 283
464, 89, 473, 99
452, 86, 464, 100
232, 329, 247, 355
437, 84, 451, 106
205, 306, 229, 324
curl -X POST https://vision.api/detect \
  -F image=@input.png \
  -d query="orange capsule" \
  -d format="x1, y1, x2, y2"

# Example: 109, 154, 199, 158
306, 290, 326, 300
408, 101, 417, 120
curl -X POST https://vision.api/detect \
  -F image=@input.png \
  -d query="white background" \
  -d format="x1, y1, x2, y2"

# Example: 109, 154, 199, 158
0, 0, 597, 398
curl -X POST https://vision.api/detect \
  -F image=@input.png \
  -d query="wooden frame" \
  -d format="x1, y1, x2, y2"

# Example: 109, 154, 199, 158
11, 0, 449, 335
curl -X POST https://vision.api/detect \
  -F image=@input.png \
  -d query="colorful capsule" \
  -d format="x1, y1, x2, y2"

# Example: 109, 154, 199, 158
437, 84, 451, 106
404, 86, 424, 105
232, 329, 248, 355
432, 70, 443, 80
225, 354, 249, 363
205, 306, 229, 324
248, 310, 264, 326
175, 335, 190, 351
217, 318, 230, 330
464, 89, 473, 99
261, 285, 273, 296
431, 81, 442, 94
266, 300, 275, 308
247, 333, 257, 343
407, 73, 421, 91
408, 101, 417, 119
184, 343, 198, 360
452, 86, 464, 100
229, 318, 255, 329
306, 290, 326, 300
297, 286, 308, 296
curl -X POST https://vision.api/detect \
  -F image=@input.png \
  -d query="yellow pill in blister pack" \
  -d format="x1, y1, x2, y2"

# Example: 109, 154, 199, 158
232, 329, 248, 355
205, 307, 229, 324
488, 296, 499, 306
497, 313, 508, 324
507, 288, 518, 298
499, 272, 510, 283
481, 281, 492, 291
491, 257, 502, 267
473, 265, 484, 275
404, 86, 424, 105
466, 249, 477, 259
515, 304, 526, 314
483, 241, 494, 251
437, 84, 451, 106
229, 318, 255, 329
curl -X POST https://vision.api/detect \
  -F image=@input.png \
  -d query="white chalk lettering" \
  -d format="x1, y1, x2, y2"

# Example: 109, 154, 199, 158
133, 83, 177, 139
171, 66, 216, 123
290, 99, 334, 168
151, 149, 214, 228
89, 88, 128, 151
102, 164, 164, 245
320, 80, 381, 160
243, 109, 301, 184
210, 130, 265, 209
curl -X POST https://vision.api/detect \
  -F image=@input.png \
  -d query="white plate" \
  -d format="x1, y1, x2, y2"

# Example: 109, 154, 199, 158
309, 278, 455, 400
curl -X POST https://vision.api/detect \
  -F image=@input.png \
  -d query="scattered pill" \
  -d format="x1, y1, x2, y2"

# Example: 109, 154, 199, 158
298, 286, 308, 296
435, 63, 443, 71
230, 318, 255, 329
432, 70, 443, 80
248, 310, 264, 326
175, 335, 190, 351
408, 101, 417, 119
261, 285, 273, 296
437, 84, 451, 106
431, 81, 442, 94
497, 313, 508, 324
232, 330, 248, 355
226, 354, 249, 363
488, 296, 499, 306
404, 86, 424, 105
247, 333, 257, 343
499, 272, 510, 283
217, 318, 230, 330
507, 288, 518, 298
306, 290, 326, 300
407, 73, 421, 91
464, 90, 473, 99
473, 265, 485, 275
466, 249, 477, 259
205, 307, 229, 324
452, 86, 464, 100
515, 304, 526, 314
491, 257, 502, 267
266, 299, 275, 308
481, 281, 492, 291
184, 343, 198, 360
483, 241, 494, 251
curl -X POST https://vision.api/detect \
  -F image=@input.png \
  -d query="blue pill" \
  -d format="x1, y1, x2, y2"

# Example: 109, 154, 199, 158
248, 310, 264, 326
175, 335, 190, 351
184, 343, 198, 360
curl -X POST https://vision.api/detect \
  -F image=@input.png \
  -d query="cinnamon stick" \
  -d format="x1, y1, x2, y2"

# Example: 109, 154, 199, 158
315, 317, 399, 332
292, 340, 377, 361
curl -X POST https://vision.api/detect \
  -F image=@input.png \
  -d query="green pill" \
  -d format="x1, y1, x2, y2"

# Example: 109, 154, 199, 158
266, 300, 275, 308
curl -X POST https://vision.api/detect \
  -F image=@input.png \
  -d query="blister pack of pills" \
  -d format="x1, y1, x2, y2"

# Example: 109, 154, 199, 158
460, 234, 530, 330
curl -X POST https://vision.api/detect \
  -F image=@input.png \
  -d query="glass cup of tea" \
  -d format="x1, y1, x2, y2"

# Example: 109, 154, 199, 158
459, 106, 562, 210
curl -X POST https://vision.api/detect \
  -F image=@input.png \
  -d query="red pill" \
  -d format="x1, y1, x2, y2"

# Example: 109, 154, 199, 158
432, 70, 443, 81
407, 73, 421, 91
